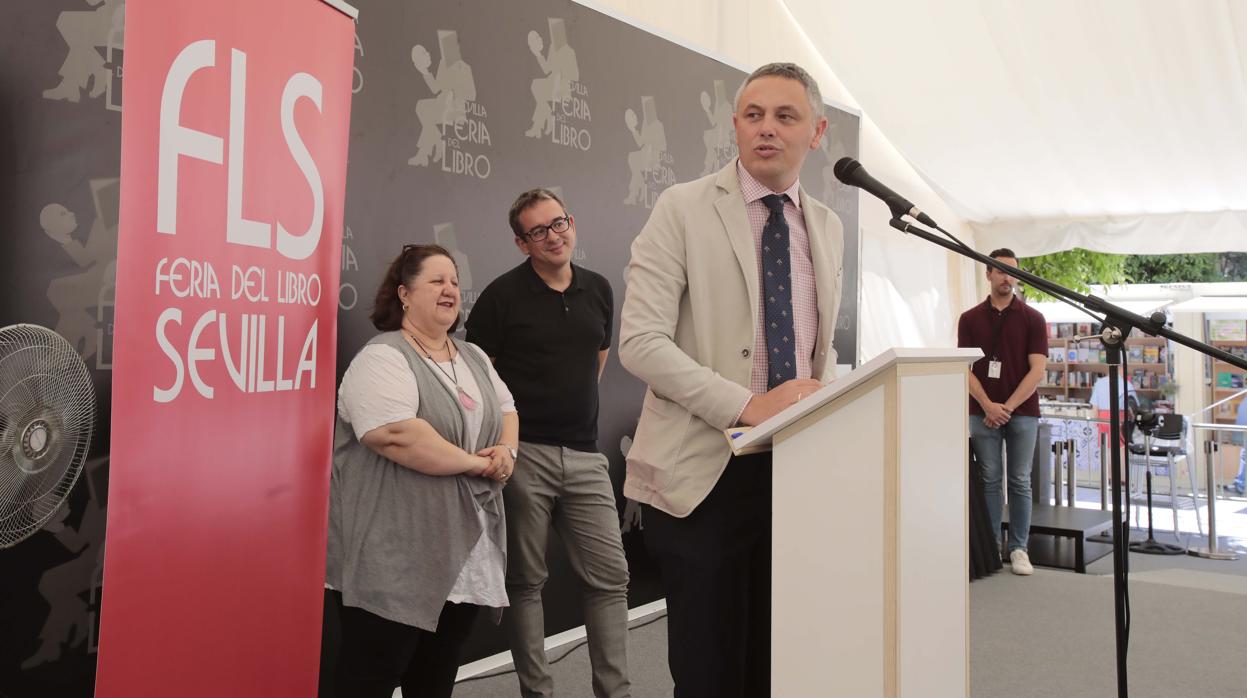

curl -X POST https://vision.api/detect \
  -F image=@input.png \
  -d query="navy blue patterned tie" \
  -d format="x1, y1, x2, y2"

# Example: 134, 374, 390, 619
760, 194, 796, 390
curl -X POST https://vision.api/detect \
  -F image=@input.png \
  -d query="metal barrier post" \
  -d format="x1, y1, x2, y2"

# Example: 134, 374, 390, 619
1100, 432, 1110, 511
1191, 435, 1237, 560
1052, 441, 1064, 506
1067, 438, 1077, 507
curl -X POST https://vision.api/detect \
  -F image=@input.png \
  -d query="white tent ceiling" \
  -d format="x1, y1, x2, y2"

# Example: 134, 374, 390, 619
783, 0, 1247, 257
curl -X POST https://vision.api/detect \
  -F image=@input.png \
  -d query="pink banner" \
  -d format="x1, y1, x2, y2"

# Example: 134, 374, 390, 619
98, 1, 354, 695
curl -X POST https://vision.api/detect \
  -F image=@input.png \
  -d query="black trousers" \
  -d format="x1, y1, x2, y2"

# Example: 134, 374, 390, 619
642, 451, 772, 698
333, 593, 480, 698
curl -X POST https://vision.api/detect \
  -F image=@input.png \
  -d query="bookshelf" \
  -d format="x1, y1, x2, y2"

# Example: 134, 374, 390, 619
1206, 321, 1246, 435
1038, 322, 1172, 403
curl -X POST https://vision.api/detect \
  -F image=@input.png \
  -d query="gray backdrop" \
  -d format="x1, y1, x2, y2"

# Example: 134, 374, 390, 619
0, 1, 859, 695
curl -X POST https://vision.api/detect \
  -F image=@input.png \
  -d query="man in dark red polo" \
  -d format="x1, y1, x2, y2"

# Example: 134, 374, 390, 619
957, 248, 1047, 575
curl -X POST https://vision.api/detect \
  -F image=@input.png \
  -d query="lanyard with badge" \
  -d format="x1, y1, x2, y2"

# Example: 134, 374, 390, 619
987, 307, 1007, 379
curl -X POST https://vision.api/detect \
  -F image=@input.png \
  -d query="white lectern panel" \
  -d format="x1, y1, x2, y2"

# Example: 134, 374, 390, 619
762, 349, 974, 697
898, 372, 968, 697
772, 384, 886, 697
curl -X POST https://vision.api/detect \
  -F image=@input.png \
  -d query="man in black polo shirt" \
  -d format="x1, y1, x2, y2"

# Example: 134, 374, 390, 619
957, 247, 1047, 576
466, 189, 630, 698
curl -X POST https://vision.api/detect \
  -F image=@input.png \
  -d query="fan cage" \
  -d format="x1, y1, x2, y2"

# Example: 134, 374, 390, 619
0, 324, 96, 548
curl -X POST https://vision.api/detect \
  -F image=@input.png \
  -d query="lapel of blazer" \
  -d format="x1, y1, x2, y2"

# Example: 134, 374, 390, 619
799, 187, 836, 356
712, 163, 759, 327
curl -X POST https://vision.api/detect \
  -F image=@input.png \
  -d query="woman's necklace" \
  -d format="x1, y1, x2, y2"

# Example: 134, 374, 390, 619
407, 332, 478, 411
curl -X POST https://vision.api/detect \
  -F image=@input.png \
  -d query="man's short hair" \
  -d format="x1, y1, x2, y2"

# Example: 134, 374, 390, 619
987, 248, 1019, 275
989, 248, 1017, 260
734, 62, 825, 119
508, 188, 567, 239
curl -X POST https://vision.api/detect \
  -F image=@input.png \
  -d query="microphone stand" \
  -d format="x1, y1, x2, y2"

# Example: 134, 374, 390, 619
887, 217, 1247, 698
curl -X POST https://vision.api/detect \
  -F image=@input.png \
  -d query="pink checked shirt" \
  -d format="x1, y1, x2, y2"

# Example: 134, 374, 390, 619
737, 161, 819, 397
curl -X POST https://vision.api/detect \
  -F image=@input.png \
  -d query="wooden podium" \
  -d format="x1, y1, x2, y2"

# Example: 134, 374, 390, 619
728, 348, 982, 697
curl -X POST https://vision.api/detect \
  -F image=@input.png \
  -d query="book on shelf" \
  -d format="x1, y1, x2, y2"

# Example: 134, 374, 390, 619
1070, 370, 1095, 388
1127, 345, 1144, 362
1142, 346, 1159, 363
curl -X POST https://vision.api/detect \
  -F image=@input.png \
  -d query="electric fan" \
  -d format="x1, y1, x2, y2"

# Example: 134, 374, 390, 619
0, 324, 95, 548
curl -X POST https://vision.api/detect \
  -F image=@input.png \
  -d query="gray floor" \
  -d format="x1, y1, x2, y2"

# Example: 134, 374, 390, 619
452, 613, 672, 697
972, 535, 1247, 698
450, 531, 1247, 697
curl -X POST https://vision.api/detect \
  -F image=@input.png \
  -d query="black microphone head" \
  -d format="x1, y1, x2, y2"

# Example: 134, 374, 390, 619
833, 157, 861, 184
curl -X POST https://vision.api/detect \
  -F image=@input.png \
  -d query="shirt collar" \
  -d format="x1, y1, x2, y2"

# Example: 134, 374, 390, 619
736, 159, 802, 210
522, 259, 581, 294
983, 294, 1022, 312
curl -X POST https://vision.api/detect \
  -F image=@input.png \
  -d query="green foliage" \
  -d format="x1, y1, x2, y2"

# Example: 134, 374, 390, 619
1017, 250, 1247, 300
1216, 252, 1247, 281
1124, 253, 1221, 283
1017, 249, 1127, 301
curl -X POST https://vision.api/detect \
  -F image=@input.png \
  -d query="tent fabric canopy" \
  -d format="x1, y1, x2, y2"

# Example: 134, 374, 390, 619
783, 0, 1247, 257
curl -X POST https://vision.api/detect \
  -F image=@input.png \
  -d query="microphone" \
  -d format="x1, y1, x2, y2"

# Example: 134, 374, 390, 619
833, 157, 937, 228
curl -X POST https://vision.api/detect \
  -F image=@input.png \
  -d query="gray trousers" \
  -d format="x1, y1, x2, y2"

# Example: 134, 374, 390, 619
504, 442, 631, 698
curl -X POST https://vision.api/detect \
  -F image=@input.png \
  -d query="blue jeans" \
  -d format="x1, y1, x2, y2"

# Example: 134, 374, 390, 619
970, 415, 1039, 553
1233, 443, 1245, 492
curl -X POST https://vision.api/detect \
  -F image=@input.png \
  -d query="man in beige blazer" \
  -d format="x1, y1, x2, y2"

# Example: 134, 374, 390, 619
619, 63, 844, 698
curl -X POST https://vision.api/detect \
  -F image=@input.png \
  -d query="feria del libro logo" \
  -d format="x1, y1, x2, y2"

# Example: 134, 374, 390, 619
699, 79, 736, 175
623, 96, 673, 209
524, 18, 591, 151
408, 30, 492, 180
43, 0, 126, 111
433, 222, 477, 330
39, 179, 120, 371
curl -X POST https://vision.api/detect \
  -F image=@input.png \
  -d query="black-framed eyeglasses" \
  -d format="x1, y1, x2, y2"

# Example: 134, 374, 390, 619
524, 215, 571, 242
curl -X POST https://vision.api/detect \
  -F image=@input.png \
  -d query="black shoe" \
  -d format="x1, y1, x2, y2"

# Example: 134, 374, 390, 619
1223, 484, 1245, 496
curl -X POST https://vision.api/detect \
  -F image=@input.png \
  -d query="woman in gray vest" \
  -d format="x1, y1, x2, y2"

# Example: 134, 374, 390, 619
327, 244, 519, 698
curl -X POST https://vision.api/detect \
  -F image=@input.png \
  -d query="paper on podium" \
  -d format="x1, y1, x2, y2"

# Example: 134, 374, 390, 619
724, 347, 982, 456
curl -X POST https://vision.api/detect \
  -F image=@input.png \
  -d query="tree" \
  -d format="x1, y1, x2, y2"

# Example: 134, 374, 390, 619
1124, 253, 1221, 283
1219, 252, 1247, 280
1018, 250, 1247, 300
1017, 249, 1127, 301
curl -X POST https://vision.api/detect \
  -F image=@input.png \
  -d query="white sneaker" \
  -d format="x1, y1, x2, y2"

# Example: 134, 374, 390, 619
1009, 549, 1033, 576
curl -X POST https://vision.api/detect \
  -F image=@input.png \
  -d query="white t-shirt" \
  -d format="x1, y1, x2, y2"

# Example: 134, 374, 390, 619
337, 342, 516, 441
1088, 375, 1136, 410
335, 340, 516, 608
